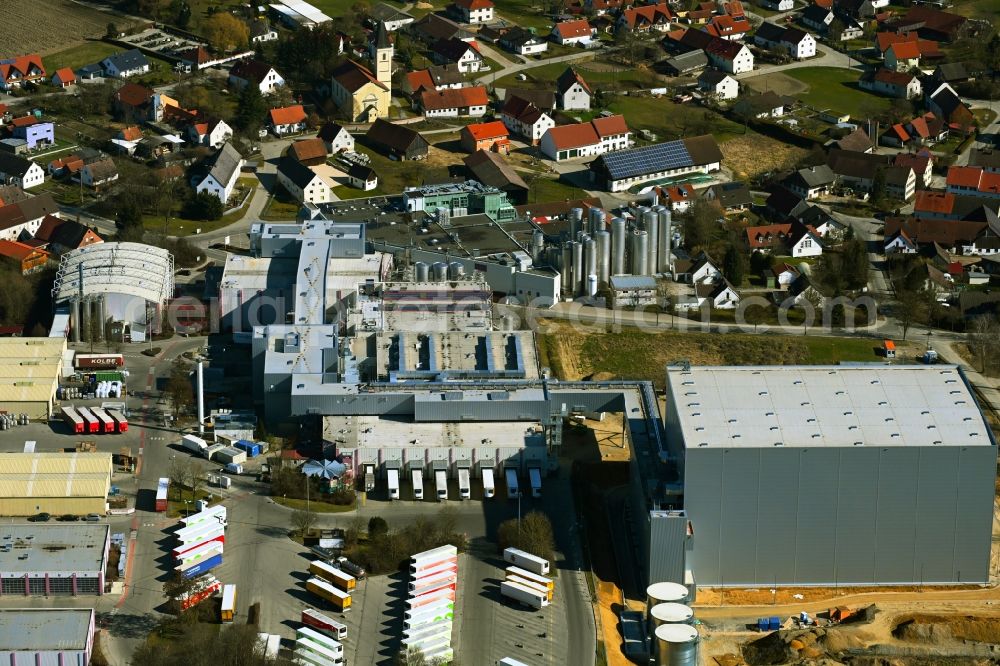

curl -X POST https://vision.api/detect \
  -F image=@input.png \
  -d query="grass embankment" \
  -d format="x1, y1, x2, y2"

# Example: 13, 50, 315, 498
540, 323, 885, 388
274, 496, 356, 513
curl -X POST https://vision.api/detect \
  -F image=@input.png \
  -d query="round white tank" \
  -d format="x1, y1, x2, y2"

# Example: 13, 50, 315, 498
653, 623, 699, 666
646, 581, 689, 607
649, 602, 694, 630
587, 273, 597, 297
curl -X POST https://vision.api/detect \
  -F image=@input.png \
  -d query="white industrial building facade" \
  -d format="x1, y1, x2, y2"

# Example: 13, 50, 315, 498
648, 365, 997, 588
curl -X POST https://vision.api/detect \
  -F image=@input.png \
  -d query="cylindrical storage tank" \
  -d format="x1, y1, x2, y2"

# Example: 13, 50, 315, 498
414, 262, 429, 282
653, 624, 699, 666
657, 208, 672, 273
431, 262, 448, 282
584, 238, 597, 279
588, 207, 605, 235
611, 217, 626, 275
649, 603, 694, 633
569, 208, 583, 239
561, 242, 573, 292
572, 241, 584, 295
631, 230, 649, 276
587, 273, 597, 297
448, 262, 464, 279
643, 208, 658, 275
596, 230, 611, 287
646, 582, 689, 607
531, 230, 545, 263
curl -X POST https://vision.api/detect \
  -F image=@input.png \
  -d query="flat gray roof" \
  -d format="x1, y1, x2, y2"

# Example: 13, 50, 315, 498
668, 365, 994, 449
0, 524, 109, 575
0, 609, 93, 651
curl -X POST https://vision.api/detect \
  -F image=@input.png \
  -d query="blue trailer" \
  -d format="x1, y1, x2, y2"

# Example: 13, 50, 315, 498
181, 554, 223, 579
234, 440, 261, 457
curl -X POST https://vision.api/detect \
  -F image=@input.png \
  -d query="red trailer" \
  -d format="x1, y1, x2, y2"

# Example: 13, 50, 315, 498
73, 353, 124, 369
156, 478, 169, 512
75, 406, 100, 434
107, 409, 128, 433
90, 407, 115, 434
60, 406, 84, 434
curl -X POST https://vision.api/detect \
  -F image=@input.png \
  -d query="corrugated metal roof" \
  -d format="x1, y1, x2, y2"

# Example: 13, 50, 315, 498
0, 609, 93, 650
0, 382, 56, 403
0, 453, 111, 498
0, 338, 65, 358
0, 524, 109, 574
610, 275, 657, 290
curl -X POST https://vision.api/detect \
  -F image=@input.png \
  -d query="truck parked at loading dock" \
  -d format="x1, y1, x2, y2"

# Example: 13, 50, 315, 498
435, 469, 448, 501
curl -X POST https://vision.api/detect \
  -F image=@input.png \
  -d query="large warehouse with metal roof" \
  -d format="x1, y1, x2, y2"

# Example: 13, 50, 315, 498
643, 364, 997, 589
0, 452, 112, 516
0, 608, 95, 663
0, 524, 110, 596
0, 337, 66, 420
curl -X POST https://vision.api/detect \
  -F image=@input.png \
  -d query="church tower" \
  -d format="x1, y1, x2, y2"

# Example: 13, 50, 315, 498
372, 21, 393, 88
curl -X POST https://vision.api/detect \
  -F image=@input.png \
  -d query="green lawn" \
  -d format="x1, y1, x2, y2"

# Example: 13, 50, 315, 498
950, 0, 1000, 19
44, 41, 119, 73
340, 143, 451, 196
260, 194, 302, 221
605, 95, 747, 144
528, 177, 589, 203
496, 59, 663, 92
494, 0, 555, 31
783, 67, 892, 118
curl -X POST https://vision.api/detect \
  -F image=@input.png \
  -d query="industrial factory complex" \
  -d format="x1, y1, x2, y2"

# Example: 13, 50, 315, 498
223, 191, 999, 593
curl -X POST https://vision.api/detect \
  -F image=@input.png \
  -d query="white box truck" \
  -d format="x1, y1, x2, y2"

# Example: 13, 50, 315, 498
411, 468, 424, 500
458, 468, 470, 500
500, 580, 549, 609
497, 658, 531, 666
182, 434, 208, 455
505, 468, 519, 499
435, 469, 448, 501
482, 468, 495, 498
387, 468, 400, 500
503, 547, 550, 575
528, 467, 541, 498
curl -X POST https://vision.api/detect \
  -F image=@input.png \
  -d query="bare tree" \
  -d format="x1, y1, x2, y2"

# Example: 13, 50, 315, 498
895, 289, 926, 341
169, 456, 188, 503
967, 315, 1000, 374
291, 508, 318, 537
186, 460, 206, 504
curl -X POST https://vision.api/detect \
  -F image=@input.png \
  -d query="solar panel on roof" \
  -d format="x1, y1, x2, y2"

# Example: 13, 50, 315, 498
600, 140, 693, 180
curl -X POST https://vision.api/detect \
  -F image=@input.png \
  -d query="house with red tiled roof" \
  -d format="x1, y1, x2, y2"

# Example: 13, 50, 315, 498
404, 65, 465, 97
288, 137, 329, 166
269, 105, 308, 136
618, 3, 673, 33
584, 0, 625, 15
704, 35, 754, 73
885, 41, 923, 72
893, 151, 934, 188
859, 68, 922, 99
186, 118, 233, 148
460, 121, 510, 154
654, 183, 697, 212
32, 215, 103, 255
540, 115, 630, 161
0, 55, 45, 91
552, 19, 597, 45
119, 126, 143, 142
875, 31, 942, 60
745, 222, 822, 258
448, 0, 494, 24
0, 239, 49, 274
946, 166, 1000, 199
418, 85, 489, 118
500, 95, 555, 144
703, 15, 751, 41
51, 68, 76, 88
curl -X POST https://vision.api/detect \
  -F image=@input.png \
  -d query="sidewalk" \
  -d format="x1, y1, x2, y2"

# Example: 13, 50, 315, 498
936, 340, 1000, 416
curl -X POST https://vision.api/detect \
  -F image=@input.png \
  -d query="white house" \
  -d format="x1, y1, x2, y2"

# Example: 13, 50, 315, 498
746, 222, 823, 258
705, 39, 754, 74
318, 122, 355, 153
859, 68, 922, 100
500, 28, 549, 56
501, 96, 555, 144
269, 105, 308, 136
557, 67, 592, 110
79, 158, 119, 189
0, 153, 44, 189
0, 194, 58, 241
689, 254, 722, 285
419, 86, 488, 118
698, 70, 738, 100
187, 118, 233, 149
250, 20, 279, 43
754, 24, 816, 61
552, 19, 596, 46
195, 143, 244, 204
347, 163, 378, 190
758, 0, 793, 9
540, 115, 631, 162
276, 157, 332, 204
229, 60, 286, 94
431, 38, 483, 73
449, 0, 494, 24
100, 50, 151, 79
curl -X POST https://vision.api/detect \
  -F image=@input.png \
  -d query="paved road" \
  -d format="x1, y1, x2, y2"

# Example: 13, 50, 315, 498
736, 47, 858, 81
476, 48, 605, 87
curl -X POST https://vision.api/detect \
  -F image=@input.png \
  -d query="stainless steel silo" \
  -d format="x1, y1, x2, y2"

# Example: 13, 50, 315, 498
584, 237, 597, 281
657, 207, 672, 274
588, 207, 606, 235
631, 230, 649, 276
414, 262, 429, 282
531, 230, 545, 263
653, 624, 699, 666
646, 208, 659, 275
561, 242, 573, 293
570, 207, 583, 239
431, 262, 448, 282
572, 241, 584, 295
596, 230, 610, 287
611, 217, 626, 276
448, 262, 465, 279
